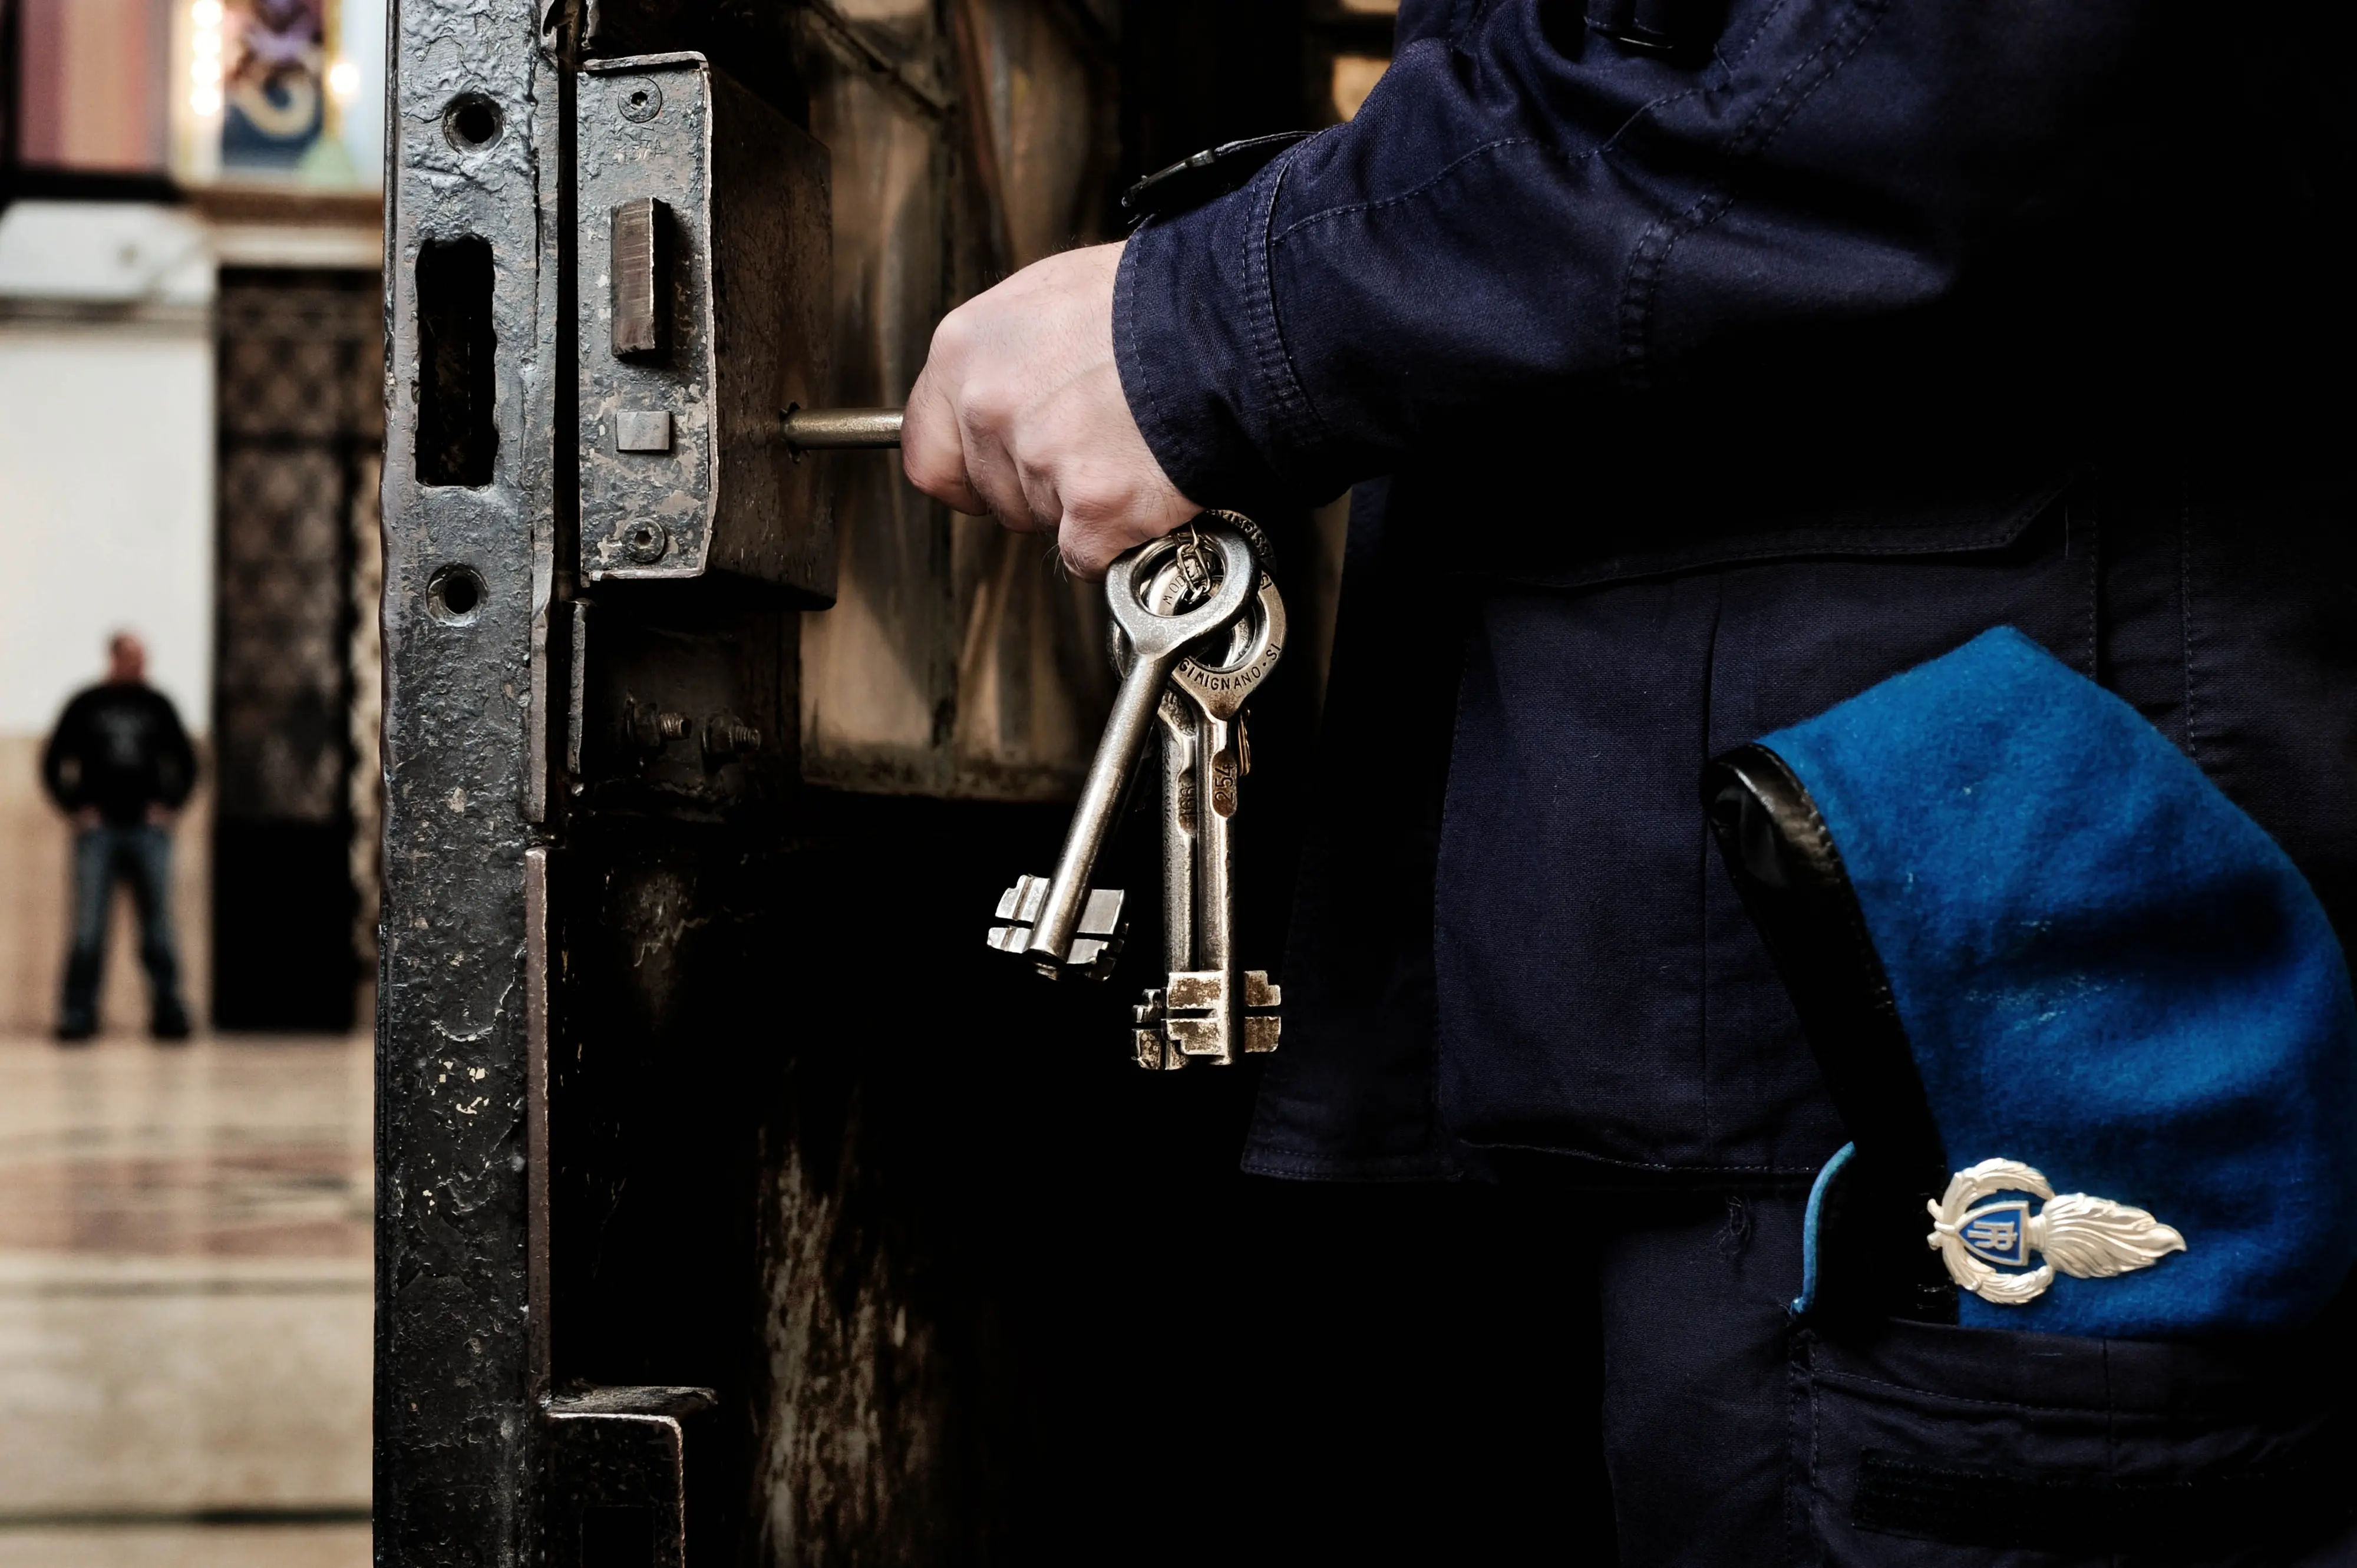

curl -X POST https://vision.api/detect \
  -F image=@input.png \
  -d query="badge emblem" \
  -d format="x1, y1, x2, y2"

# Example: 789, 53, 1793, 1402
1926, 1158, 2186, 1305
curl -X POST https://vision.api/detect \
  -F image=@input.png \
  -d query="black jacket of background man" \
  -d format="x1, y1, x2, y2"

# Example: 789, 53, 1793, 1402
42, 684, 198, 828
1113, 0, 2357, 1180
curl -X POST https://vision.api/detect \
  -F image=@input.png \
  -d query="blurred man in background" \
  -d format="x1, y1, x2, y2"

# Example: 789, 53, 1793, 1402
41, 632, 197, 1043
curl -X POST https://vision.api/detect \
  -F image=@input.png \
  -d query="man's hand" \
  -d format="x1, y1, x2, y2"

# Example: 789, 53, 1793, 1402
146, 805, 177, 830
902, 242, 1201, 579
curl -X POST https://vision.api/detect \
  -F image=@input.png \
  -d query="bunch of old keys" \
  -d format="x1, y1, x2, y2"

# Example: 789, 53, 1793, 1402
986, 514, 1286, 1070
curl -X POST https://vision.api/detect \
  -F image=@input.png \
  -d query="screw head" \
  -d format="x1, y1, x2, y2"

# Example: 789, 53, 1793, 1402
619, 81, 663, 123
620, 519, 670, 565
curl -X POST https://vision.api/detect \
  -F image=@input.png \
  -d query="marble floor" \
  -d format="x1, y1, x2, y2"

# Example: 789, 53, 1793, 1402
0, 1029, 371, 1566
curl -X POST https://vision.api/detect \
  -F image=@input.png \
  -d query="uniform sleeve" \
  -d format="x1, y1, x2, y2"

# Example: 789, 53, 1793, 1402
1114, 0, 2151, 509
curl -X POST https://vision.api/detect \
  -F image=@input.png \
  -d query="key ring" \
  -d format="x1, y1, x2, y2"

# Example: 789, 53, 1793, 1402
1163, 512, 1274, 616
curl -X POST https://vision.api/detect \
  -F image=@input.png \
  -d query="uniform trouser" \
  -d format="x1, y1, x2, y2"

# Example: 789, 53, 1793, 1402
1594, 1188, 2357, 1566
60, 823, 185, 1030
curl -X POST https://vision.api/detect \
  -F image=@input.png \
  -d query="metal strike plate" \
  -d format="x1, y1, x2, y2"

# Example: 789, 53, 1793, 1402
578, 54, 834, 599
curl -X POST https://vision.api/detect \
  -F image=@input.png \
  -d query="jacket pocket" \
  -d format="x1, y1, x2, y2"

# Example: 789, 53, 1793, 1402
1468, 470, 2076, 593
1791, 1317, 2356, 1566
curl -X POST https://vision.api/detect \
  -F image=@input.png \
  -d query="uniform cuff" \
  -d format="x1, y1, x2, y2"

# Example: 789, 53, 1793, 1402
1114, 147, 1335, 514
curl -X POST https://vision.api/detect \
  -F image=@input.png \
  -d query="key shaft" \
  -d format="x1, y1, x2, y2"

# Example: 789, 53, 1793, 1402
1157, 569, 1288, 1062
1157, 688, 1199, 980
999, 527, 1255, 968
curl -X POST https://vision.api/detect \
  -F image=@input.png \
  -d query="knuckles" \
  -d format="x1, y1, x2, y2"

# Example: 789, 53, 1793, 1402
926, 307, 977, 363
1055, 470, 1138, 529
957, 377, 1020, 435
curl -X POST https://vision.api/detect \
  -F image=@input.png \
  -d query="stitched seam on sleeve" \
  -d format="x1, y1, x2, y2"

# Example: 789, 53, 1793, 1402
1265, 67, 1737, 252
1617, 0, 1894, 386
1112, 217, 1165, 469
1709, 0, 1800, 75
1271, 137, 1582, 250
1242, 2, 1809, 466
1239, 150, 1334, 471
1246, 15, 1760, 443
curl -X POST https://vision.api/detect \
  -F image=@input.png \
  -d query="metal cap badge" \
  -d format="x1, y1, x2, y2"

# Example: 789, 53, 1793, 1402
1927, 1158, 2187, 1306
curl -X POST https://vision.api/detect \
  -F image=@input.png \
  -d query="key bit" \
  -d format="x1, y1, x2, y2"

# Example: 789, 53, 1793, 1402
989, 875, 1126, 980
1146, 969, 1283, 1067
1131, 988, 1189, 1071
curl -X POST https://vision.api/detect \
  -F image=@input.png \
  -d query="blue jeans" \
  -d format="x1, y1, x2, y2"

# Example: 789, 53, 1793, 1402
60, 823, 186, 1031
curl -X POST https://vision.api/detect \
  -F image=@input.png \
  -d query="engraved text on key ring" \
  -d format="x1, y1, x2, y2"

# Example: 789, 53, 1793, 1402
1169, 574, 1285, 722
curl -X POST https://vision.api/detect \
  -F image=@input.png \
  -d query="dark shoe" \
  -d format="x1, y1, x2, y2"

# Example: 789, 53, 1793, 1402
151, 1002, 192, 1042
54, 1018, 96, 1045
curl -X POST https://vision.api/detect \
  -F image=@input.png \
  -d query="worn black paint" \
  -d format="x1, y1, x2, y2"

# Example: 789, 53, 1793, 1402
378, 0, 562, 1559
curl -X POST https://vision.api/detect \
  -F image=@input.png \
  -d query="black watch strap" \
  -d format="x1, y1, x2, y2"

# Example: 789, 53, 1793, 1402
1120, 131, 1311, 225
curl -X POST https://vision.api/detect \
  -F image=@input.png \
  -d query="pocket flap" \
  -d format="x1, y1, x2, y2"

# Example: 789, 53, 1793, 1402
1795, 1319, 2356, 1564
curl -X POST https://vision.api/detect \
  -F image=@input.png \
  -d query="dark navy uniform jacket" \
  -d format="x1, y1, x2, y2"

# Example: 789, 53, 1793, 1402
1114, 0, 2357, 1184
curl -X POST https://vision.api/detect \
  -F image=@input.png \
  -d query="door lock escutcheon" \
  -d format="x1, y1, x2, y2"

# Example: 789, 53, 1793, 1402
577, 52, 833, 598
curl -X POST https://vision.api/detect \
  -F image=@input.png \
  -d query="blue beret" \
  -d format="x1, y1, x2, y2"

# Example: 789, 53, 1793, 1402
1739, 628, 2357, 1337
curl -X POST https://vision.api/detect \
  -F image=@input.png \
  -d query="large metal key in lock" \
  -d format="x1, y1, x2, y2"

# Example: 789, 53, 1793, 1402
986, 528, 1256, 975
780, 407, 904, 450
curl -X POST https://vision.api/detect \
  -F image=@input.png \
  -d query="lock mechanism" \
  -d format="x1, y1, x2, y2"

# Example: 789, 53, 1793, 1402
578, 53, 834, 599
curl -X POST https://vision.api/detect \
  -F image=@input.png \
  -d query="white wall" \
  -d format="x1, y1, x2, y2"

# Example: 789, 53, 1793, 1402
0, 327, 216, 733
0, 202, 215, 738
